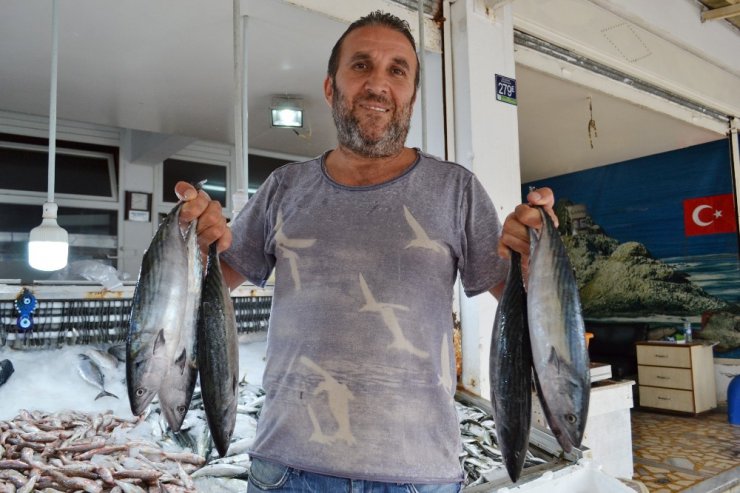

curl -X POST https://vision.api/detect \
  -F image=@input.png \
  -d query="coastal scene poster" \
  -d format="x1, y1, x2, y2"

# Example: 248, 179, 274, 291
523, 139, 739, 357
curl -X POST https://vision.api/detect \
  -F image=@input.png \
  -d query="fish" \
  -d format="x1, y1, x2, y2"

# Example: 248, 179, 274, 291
83, 348, 119, 370
0, 359, 14, 387
197, 242, 239, 457
107, 343, 127, 363
158, 218, 203, 431
126, 202, 191, 416
489, 250, 532, 482
189, 463, 249, 479
77, 354, 118, 400
527, 206, 590, 453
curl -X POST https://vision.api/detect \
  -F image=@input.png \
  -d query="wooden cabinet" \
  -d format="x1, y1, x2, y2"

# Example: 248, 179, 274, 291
636, 341, 716, 414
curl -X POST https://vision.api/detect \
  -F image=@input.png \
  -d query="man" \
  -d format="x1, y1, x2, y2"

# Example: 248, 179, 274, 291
177, 11, 554, 493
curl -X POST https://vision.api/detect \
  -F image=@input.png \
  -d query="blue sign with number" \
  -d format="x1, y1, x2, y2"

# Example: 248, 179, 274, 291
495, 74, 517, 106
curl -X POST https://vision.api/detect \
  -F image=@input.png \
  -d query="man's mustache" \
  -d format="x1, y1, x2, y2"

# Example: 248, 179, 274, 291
353, 94, 394, 109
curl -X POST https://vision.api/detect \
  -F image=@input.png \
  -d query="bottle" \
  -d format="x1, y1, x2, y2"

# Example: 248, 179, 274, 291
684, 320, 692, 343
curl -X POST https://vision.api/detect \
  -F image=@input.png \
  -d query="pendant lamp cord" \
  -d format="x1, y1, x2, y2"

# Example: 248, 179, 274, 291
48, 0, 58, 204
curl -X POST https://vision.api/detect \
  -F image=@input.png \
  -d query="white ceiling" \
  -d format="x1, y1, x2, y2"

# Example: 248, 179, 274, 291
0, 0, 727, 182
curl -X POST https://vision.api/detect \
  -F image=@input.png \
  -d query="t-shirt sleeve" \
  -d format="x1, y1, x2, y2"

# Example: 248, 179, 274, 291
457, 174, 508, 297
220, 174, 278, 287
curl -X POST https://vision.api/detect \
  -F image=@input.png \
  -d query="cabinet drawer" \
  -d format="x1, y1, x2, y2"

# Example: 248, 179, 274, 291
638, 365, 693, 390
639, 386, 695, 413
636, 344, 691, 368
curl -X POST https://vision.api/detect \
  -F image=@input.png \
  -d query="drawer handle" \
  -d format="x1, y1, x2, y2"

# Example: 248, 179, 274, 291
658, 397, 671, 401
654, 354, 668, 358
656, 376, 670, 380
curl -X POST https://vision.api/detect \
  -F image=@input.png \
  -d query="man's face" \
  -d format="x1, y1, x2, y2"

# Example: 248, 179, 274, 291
324, 25, 418, 158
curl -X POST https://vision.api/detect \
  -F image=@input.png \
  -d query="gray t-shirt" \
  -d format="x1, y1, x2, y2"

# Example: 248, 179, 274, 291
221, 150, 506, 483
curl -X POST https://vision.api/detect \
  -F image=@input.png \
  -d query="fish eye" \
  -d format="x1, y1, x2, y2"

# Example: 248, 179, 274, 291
565, 413, 577, 424
177, 406, 186, 414
136, 388, 146, 397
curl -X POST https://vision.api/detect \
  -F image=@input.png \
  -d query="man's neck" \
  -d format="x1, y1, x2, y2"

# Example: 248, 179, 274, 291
324, 146, 418, 187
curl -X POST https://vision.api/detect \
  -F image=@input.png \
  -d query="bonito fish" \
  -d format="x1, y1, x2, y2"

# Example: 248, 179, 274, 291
527, 206, 590, 453
489, 250, 532, 482
126, 202, 190, 416
158, 218, 203, 431
77, 354, 118, 400
197, 242, 239, 457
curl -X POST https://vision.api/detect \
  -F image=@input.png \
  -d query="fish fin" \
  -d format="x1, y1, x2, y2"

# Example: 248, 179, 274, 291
153, 329, 166, 354
95, 390, 119, 400
548, 347, 560, 371
548, 347, 578, 378
174, 349, 187, 373
232, 374, 239, 396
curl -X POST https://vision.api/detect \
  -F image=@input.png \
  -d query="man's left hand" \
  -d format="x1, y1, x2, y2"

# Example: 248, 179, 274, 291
497, 187, 557, 260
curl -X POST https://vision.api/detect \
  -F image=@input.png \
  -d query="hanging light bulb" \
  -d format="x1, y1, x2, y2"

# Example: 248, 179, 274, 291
29, 203, 68, 271
28, 0, 69, 272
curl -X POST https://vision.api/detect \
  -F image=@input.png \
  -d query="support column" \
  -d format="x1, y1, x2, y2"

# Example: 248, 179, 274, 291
731, 118, 740, 236
449, 0, 522, 398
233, 0, 249, 216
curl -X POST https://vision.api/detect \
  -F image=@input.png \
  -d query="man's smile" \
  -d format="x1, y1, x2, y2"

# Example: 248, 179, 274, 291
360, 103, 390, 113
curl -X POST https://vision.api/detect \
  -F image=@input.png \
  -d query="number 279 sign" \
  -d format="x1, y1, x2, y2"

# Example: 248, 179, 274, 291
495, 74, 517, 106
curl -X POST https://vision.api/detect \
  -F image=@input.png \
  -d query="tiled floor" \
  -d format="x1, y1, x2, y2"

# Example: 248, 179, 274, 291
631, 405, 740, 493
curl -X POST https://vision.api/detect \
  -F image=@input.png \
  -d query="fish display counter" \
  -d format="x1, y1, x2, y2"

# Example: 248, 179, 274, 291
0, 281, 272, 349
0, 281, 637, 492
0, 280, 273, 492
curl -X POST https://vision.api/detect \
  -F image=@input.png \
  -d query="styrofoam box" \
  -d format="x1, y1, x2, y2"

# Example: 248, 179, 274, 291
498, 460, 635, 493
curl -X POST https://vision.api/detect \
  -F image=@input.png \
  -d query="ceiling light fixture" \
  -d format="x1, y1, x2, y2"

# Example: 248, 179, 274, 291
270, 96, 304, 128
28, 0, 69, 272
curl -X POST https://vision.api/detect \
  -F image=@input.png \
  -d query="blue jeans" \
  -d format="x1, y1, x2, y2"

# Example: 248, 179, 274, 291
247, 458, 462, 493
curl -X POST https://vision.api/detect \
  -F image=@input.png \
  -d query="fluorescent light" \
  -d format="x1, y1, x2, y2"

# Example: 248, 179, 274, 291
202, 183, 226, 192
29, 202, 69, 271
271, 108, 303, 128
271, 96, 304, 128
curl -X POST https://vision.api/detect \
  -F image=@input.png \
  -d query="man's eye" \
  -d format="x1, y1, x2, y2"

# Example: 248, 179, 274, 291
392, 68, 406, 76
353, 63, 367, 70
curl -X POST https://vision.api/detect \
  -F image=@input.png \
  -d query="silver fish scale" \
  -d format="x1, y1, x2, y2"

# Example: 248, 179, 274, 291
197, 243, 240, 458
526, 208, 590, 454
158, 219, 203, 432
127, 202, 191, 416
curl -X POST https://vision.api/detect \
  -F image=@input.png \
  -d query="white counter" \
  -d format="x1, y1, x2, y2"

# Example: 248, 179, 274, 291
532, 378, 636, 480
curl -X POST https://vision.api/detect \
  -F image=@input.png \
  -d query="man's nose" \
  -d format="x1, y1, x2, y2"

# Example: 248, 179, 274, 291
363, 68, 389, 95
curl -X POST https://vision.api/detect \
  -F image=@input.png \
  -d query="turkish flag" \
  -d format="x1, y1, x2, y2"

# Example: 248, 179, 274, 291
683, 194, 738, 236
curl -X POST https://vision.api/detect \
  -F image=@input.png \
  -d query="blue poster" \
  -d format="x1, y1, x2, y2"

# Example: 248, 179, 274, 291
523, 139, 739, 305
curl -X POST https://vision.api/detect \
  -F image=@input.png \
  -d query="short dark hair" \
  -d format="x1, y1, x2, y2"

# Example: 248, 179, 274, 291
327, 11, 420, 90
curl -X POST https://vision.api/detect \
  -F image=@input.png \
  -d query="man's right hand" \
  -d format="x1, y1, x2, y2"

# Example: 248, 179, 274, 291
175, 181, 232, 257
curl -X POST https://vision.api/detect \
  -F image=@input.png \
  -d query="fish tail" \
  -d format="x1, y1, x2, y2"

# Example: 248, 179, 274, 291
95, 390, 119, 400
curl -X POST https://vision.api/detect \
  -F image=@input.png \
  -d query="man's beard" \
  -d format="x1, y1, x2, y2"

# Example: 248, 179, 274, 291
331, 82, 413, 158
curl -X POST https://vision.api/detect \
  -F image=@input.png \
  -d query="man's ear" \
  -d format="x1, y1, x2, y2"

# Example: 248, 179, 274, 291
323, 76, 334, 107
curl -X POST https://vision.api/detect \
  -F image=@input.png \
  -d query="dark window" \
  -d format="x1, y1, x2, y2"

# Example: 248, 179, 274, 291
0, 204, 116, 235
163, 159, 227, 207
0, 143, 115, 198
248, 154, 289, 193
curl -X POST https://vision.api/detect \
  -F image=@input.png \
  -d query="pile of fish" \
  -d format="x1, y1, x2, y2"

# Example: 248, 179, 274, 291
126, 195, 238, 457
456, 401, 546, 488
489, 206, 590, 482
0, 409, 205, 492
0, 378, 266, 493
